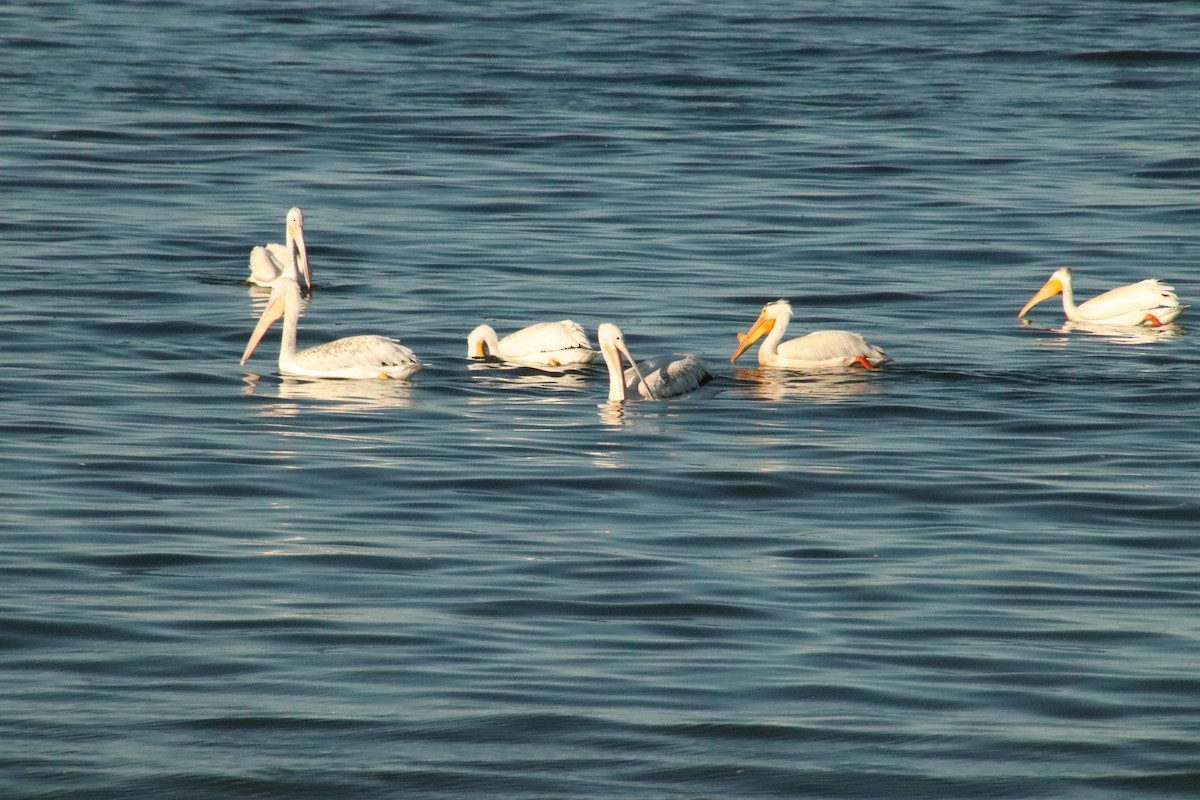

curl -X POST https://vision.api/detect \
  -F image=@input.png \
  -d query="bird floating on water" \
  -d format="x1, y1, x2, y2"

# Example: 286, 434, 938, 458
597, 322, 716, 401
248, 207, 311, 290
467, 320, 597, 366
1017, 267, 1185, 327
241, 275, 423, 380
730, 299, 889, 370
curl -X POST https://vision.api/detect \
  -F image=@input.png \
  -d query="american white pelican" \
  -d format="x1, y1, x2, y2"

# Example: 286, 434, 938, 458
467, 320, 597, 366
597, 322, 716, 401
240, 276, 423, 380
248, 207, 311, 289
730, 299, 889, 369
1018, 267, 1185, 327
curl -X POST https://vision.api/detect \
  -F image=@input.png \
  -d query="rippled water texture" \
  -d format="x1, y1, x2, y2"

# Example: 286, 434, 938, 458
3, 2, 1200, 798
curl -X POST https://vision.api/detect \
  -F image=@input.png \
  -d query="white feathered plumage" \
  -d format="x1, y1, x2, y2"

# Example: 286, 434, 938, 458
467, 320, 596, 366
1018, 267, 1185, 327
731, 299, 889, 370
598, 323, 716, 401
248, 207, 311, 289
241, 276, 423, 380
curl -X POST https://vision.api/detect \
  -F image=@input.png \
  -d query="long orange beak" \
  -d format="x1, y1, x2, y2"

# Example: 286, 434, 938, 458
240, 292, 286, 365
1018, 277, 1063, 318
730, 314, 774, 362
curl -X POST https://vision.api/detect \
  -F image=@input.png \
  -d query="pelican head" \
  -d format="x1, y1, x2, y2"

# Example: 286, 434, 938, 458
466, 324, 498, 358
597, 323, 655, 401
1018, 267, 1071, 318
731, 299, 792, 362
285, 207, 311, 289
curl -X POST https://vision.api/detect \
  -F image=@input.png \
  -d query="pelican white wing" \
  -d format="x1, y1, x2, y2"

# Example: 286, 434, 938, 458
282, 334, 423, 380
633, 353, 715, 399
775, 329, 888, 366
248, 244, 289, 285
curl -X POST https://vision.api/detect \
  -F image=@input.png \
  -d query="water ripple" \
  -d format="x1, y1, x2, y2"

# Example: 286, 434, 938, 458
3, 2, 1200, 798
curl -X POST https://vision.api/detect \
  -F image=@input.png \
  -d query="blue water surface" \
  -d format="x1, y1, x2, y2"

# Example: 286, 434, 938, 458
2, 2, 1199, 798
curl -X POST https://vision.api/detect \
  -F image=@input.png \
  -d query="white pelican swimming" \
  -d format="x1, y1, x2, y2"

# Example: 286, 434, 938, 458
1018, 267, 1185, 327
248, 207, 311, 289
730, 299, 889, 370
240, 275, 423, 380
598, 323, 716, 401
467, 320, 597, 366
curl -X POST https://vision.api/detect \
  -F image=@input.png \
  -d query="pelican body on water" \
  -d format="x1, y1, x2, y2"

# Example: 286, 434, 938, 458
597, 323, 716, 401
248, 207, 311, 289
1018, 267, 1186, 327
731, 300, 889, 370
467, 320, 597, 367
241, 276, 424, 380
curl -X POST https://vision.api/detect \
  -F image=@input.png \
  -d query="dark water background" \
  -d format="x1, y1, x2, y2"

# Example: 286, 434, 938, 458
3, 2, 1199, 797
